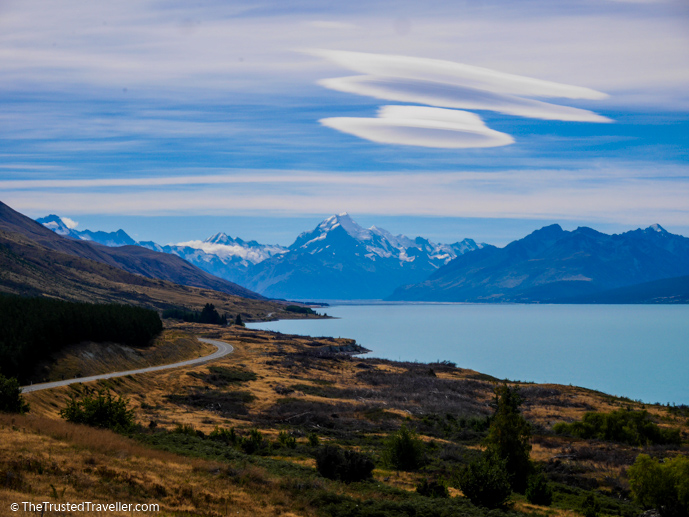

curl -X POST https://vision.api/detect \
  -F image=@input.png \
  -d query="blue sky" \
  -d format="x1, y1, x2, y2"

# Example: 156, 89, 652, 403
1, 0, 688, 246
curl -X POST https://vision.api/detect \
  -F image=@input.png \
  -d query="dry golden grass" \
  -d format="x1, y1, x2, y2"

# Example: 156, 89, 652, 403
9, 323, 688, 516
0, 413, 314, 517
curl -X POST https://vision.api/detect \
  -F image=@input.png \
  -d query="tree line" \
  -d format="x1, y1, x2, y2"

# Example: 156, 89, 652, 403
0, 294, 163, 382
162, 304, 242, 326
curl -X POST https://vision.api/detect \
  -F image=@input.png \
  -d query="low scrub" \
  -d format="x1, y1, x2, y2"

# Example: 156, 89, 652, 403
315, 445, 374, 483
554, 409, 681, 446
628, 454, 689, 516
166, 389, 255, 417
455, 452, 512, 509
60, 389, 134, 432
416, 478, 450, 498
0, 374, 29, 414
384, 424, 425, 471
525, 471, 553, 506
189, 366, 257, 387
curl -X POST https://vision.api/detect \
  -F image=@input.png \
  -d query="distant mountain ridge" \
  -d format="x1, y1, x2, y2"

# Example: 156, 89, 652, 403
247, 213, 483, 299
38, 212, 483, 300
138, 233, 288, 286
37, 215, 137, 247
0, 203, 263, 300
38, 212, 688, 303
389, 223, 689, 303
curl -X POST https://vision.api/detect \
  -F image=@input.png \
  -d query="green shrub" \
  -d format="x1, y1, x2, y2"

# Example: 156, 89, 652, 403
0, 374, 29, 414
525, 472, 553, 506
209, 426, 238, 445
240, 428, 265, 454
416, 478, 449, 498
628, 453, 689, 516
485, 384, 532, 492
384, 424, 425, 471
553, 409, 681, 446
581, 493, 600, 517
315, 445, 374, 483
455, 451, 512, 509
285, 305, 316, 315
278, 431, 297, 449
308, 432, 320, 447
174, 423, 204, 437
59, 389, 134, 431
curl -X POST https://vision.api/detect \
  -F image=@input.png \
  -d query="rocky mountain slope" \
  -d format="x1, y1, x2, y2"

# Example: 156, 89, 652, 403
1, 201, 263, 300
246, 213, 483, 299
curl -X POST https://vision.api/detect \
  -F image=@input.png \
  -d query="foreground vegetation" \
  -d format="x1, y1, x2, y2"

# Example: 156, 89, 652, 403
2, 323, 687, 516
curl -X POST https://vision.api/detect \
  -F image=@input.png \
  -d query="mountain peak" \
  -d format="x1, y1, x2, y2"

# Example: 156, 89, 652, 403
205, 232, 233, 244
317, 213, 370, 241
36, 214, 77, 236
648, 223, 667, 234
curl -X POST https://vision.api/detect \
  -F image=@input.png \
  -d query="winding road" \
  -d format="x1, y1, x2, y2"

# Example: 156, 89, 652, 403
21, 338, 234, 393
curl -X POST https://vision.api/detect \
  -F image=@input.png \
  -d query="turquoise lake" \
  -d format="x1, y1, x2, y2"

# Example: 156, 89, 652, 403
248, 304, 689, 405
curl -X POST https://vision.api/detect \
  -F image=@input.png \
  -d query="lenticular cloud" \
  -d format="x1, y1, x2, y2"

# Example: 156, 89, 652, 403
321, 106, 514, 149
312, 50, 610, 149
320, 76, 611, 123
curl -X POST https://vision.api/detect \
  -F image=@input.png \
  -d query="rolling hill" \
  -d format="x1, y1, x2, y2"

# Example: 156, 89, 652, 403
0, 201, 263, 300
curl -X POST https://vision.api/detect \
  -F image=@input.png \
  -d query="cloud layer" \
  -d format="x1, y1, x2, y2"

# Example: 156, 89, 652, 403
5, 166, 688, 229
313, 50, 611, 148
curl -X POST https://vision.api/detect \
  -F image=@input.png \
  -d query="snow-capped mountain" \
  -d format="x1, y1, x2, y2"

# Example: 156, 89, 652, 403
38, 212, 485, 300
36, 215, 136, 247
38, 216, 286, 285
138, 233, 287, 285
246, 213, 483, 299
290, 213, 479, 268
179, 233, 287, 266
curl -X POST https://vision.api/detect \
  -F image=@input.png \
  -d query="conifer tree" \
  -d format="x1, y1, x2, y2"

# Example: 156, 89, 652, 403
485, 384, 532, 492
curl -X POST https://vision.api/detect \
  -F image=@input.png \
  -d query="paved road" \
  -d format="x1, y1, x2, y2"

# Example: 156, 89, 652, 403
21, 338, 234, 393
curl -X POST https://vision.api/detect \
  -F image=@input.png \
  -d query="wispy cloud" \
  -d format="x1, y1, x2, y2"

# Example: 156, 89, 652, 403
5, 166, 688, 227
61, 217, 79, 229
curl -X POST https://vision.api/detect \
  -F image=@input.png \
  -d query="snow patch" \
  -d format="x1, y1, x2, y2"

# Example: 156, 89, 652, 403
176, 240, 286, 264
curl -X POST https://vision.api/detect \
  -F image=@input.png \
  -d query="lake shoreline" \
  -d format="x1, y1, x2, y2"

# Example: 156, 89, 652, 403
249, 303, 689, 405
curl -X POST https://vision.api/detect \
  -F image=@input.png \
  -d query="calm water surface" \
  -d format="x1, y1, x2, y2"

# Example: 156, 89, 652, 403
249, 304, 689, 405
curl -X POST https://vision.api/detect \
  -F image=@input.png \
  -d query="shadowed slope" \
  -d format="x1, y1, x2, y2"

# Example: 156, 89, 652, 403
0, 201, 262, 300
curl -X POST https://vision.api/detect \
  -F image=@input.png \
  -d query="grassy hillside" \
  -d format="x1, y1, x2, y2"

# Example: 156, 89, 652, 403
0, 228, 316, 322
3, 323, 686, 516
0, 200, 263, 300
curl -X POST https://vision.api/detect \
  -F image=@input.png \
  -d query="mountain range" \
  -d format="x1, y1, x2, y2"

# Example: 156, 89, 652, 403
35, 210, 689, 303
39, 212, 483, 300
389, 223, 689, 303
